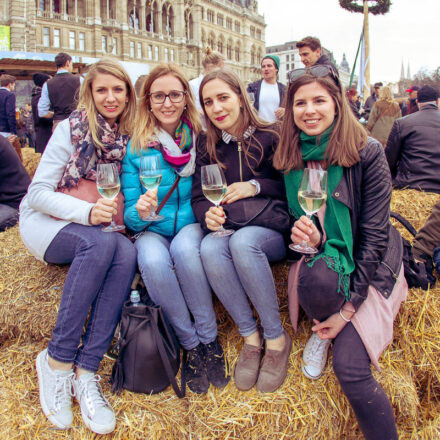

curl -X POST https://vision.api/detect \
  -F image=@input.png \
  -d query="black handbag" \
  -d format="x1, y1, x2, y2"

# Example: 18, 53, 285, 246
223, 197, 290, 233
110, 299, 185, 398
390, 211, 436, 290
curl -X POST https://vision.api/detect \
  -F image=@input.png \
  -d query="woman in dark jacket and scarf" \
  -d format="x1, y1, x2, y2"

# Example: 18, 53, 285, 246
274, 67, 407, 440
31, 73, 53, 153
192, 69, 291, 394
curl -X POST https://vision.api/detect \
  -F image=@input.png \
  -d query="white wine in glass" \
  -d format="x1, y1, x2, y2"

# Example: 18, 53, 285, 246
201, 164, 233, 237
290, 168, 328, 254
139, 155, 164, 221
96, 163, 124, 232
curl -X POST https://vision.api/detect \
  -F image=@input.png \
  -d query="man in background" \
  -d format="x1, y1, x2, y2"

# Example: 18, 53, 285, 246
386, 85, 440, 194
247, 55, 286, 122
38, 52, 81, 131
402, 85, 420, 116
296, 36, 337, 70
363, 82, 383, 120
0, 74, 17, 137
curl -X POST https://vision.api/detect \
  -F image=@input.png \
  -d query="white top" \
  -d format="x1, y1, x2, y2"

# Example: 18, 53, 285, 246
19, 119, 94, 261
258, 80, 280, 123
189, 73, 204, 111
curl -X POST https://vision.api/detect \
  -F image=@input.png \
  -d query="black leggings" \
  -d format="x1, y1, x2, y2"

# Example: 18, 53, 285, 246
298, 259, 398, 440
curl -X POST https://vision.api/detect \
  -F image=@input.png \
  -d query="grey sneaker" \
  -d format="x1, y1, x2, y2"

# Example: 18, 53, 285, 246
74, 373, 116, 434
302, 332, 332, 380
35, 349, 75, 429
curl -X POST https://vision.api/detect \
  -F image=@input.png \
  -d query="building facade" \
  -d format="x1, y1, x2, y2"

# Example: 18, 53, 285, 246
1, 0, 266, 82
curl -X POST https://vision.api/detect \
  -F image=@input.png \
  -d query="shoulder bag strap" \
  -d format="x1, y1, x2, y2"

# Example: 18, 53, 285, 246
390, 211, 417, 237
150, 309, 186, 398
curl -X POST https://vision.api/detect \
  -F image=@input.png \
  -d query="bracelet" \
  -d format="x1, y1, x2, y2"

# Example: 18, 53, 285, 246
339, 308, 351, 322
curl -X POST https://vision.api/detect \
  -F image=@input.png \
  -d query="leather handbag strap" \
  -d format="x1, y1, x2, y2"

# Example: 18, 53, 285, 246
150, 308, 186, 398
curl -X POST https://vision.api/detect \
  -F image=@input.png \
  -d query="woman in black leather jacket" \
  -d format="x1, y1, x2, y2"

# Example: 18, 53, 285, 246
273, 66, 407, 440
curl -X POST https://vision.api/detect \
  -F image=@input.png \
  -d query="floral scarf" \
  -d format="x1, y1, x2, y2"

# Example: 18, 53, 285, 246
58, 109, 129, 189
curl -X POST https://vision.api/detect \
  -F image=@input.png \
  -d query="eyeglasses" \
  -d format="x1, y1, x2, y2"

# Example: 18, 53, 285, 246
149, 90, 186, 104
288, 65, 340, 87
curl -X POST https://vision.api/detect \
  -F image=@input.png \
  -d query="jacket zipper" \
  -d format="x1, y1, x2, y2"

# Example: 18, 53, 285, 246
381, 261, 398, 280
238, 141, 243, 182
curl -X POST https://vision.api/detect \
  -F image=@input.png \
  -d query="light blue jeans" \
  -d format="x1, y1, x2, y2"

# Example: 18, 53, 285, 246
201, 226, 286, 340
135, 223, 217, 350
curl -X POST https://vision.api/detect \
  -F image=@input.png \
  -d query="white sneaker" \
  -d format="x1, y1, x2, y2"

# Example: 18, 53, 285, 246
35, 349, 75, 429
74, 373, 116, 435
301, 332, 332, 380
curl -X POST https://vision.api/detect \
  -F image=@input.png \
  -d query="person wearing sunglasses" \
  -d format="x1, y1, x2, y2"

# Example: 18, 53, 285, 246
121, 63, 229, 394
273, 66, 407, 440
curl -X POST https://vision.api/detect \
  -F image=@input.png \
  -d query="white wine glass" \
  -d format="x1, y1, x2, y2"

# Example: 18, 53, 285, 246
201, 164, 234, 237
289, 168, 328, 254
96, 163, 124, 232
139, 155, 164, 221
248, 92, 255, 106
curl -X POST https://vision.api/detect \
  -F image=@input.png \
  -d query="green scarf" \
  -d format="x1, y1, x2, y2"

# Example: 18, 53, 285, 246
284, 126, 354, 300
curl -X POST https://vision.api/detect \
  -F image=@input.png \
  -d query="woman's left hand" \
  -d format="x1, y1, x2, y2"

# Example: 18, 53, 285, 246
311, 310, 354, 339
222, 182, 257, 204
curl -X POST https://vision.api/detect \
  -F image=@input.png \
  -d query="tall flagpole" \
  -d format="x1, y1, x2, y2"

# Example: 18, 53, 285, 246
363, 0, 370, 103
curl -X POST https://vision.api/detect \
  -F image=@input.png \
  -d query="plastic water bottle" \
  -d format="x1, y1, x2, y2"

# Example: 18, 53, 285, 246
130, 290, 141, 307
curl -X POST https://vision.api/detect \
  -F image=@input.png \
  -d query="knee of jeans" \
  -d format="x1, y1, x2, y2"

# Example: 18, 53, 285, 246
170, 230, 201, 263
116, 235, 138, 270
332, 346, 370, 389
78, 228, 118, 264
137, 246, 172, 276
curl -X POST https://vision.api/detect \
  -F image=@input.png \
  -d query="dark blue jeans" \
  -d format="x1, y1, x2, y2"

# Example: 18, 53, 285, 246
44, 223, 137, 372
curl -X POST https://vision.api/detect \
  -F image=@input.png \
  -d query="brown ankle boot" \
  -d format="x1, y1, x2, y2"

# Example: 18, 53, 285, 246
234, 342, 263, 391
256, 330, 292, 393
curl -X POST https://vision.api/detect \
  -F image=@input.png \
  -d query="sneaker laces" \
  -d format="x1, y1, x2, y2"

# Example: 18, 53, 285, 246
77, 375, 110, 417
304, 334, 331, 367
53, 372, 75, 412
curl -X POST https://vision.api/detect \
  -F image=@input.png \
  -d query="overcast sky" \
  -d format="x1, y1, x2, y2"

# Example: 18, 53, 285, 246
257, 0, 439, 84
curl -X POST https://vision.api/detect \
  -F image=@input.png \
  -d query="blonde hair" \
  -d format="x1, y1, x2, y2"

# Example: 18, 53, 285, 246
131, 63, 202, 152
378, 86, 393, 103
202, 47, 225, 70
77, 58, 136, 148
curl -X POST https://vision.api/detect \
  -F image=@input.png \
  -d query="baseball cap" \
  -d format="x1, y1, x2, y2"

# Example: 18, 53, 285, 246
405, 85, 420, 93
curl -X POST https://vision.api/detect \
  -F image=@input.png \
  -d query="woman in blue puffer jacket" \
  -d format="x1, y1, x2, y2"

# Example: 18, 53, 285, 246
121, 63, 229, 395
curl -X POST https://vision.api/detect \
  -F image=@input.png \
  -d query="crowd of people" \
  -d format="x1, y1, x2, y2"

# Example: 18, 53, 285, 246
1, 37, 439, 439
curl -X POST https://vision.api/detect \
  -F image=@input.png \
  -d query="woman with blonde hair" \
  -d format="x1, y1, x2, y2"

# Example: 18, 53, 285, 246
121, 63, 229, 394
20, 58, 137, 434
274, 66, 407, 439
366, 85, 401, 146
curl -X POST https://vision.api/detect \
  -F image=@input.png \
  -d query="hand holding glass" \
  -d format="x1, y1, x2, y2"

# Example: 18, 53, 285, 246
201, 164, 234, 237
289, 168, 328, 254
96, 163, 124, 232
139, 155, 164, 221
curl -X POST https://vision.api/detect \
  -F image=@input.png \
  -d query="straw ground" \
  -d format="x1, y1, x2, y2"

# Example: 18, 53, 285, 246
0, 149, 438, 439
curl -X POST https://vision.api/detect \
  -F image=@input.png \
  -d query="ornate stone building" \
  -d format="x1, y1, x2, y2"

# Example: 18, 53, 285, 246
0, 0, 265, 81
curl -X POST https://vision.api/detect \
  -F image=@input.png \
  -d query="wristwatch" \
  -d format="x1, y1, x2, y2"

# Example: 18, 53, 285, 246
248, 179, 260, 196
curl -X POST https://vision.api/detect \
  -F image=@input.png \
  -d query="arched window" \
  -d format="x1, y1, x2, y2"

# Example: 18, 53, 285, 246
235, 43, 240, 62
226, 39, 232, 60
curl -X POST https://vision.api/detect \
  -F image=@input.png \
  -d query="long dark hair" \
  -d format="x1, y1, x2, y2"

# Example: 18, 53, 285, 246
199, 68, 278, 171
273, 74, 367, 172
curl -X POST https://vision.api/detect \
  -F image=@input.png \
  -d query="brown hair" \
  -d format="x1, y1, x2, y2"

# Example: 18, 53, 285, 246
199, 68, 278, 172
0, 74, 16, 87
202, 47, 225, 70
296, 36, 321, 51
273, 75, 367, 172
77, 58, 136, 148
131, 63, 202, 152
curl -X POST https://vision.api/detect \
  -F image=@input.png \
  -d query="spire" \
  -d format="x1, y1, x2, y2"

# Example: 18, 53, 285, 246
340, 53, 350, 73
400, 59, 405, 80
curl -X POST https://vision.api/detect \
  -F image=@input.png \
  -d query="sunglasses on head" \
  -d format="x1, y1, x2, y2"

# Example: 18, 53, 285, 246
288, 65, 340, 87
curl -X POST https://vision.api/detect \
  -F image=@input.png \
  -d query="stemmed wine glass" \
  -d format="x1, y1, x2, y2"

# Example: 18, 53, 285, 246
248, 92, 255, 106
139, 155, 164, 221
289, 168, 328, 254
201, 164, 234, 237
96, 163, 125, 232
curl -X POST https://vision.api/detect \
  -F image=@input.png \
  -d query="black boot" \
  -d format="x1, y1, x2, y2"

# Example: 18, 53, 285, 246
183, 344, 209, 394
204, 337, 230, 388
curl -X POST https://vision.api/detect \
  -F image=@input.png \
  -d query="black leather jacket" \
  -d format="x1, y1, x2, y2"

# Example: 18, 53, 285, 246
386, 103, 440, 194
292, 138, 402, 310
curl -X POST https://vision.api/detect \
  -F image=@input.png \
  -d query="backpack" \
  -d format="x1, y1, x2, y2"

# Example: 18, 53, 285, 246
390, 212, 436, 290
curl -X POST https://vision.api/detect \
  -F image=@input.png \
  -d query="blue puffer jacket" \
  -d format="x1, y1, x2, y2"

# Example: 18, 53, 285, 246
121, 142, 196, 237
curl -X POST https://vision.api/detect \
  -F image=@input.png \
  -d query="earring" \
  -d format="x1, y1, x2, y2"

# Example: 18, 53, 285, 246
184, 105, 187, 110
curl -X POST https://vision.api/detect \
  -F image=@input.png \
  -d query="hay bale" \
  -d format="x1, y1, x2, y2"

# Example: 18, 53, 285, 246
21, 147, 41, 178
0, 188, 439, 438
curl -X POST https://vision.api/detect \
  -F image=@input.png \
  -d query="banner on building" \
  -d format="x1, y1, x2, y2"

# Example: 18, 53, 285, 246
0, 26, 10, 51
